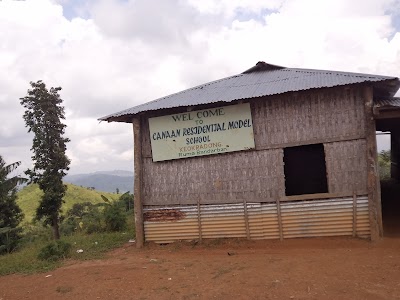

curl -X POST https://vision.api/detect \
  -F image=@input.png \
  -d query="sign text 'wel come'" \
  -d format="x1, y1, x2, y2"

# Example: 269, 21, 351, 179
148, 103, 255, 162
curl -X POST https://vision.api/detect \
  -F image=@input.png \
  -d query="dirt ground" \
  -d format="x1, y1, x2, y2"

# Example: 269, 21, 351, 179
1, 237, 400, 300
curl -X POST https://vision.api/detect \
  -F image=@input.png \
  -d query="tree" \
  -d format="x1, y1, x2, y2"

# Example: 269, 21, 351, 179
0, 155, 26, 254
20, 80, 70, 240
378, 150, 391, 180
119, 192, 134, 211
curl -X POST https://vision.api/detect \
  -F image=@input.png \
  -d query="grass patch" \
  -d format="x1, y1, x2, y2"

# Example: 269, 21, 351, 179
212, 267, 234, 279
17, 183, 119, 222
56, 286, 73, 294
0, 242, 61, 275
0, 228, 134, 276
66, 231, 134, 261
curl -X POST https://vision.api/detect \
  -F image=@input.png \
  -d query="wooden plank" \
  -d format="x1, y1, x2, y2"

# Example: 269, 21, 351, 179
374, 109, 400, 120
363, 86, 383, 241
141, 135, 366, 158
254, 135, 366, 152
281, 192, 366, 202
243, 199, 250, 239
276, 198, 284, 241
133, 116, 144, 248
352, 192, 357, 237
197, 199, 202, 243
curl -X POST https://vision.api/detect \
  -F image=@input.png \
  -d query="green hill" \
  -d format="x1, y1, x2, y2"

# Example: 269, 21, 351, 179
17, 184, 119, 222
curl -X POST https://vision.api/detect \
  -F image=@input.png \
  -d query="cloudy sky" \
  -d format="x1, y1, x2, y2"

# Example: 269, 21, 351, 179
1, 0, 399, 175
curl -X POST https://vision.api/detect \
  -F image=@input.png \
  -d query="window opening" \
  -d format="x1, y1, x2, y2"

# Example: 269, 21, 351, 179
283, 143, 328, 196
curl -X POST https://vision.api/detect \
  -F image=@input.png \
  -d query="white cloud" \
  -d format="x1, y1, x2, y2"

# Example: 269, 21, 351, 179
0, 0, 399, 174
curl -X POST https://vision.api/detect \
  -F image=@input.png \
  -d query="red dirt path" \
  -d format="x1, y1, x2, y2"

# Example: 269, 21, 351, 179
1, 237, 400, 300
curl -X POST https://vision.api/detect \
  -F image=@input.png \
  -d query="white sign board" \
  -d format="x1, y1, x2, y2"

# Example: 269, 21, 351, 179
148, 103, 255, 162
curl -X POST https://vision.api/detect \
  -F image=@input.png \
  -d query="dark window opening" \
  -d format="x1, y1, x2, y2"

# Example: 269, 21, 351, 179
283, 144, 328, 196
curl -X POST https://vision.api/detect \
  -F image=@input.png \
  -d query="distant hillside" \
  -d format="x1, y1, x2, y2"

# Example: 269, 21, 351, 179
64, 170, 134, 193
17, 183, 119, 222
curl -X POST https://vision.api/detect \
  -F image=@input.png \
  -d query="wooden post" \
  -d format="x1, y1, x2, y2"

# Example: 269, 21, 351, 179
277, 198, 284, 241
352, 192, 357, 237
133, 116, 144, 248
197, 199, 202, 243
363, 86, 383, 241
243, 199, 250, 240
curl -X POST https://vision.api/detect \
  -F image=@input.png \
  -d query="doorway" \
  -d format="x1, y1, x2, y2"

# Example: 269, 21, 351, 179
376, 119, 400, 237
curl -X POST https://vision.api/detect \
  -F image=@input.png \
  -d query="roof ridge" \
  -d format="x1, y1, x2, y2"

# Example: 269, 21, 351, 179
288, 67, 395, 79
242, 61, 286, 74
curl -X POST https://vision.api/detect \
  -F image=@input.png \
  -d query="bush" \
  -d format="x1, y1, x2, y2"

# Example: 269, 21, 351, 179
118, 192, 134, 211
0, 227, 22, 254
104, 202, 127, 232
37, 240, 71, 261
60, 202, 105, 235
0, 155, 26, 254
60, 197, 128, 235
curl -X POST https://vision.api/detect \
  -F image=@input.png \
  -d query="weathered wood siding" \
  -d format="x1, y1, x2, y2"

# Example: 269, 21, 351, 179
141, 85, 367, 206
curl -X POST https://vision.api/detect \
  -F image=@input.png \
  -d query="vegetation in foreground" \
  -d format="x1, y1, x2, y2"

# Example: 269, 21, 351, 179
0, 182, 134, 276
0, 229, 134, 276
0, 156, 27, 255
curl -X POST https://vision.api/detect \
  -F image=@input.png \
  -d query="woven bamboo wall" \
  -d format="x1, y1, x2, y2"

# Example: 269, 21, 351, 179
325, 140, 368, 194
141, 85, 367, 206
142, 149, 284, 205
252, 86, 365, 149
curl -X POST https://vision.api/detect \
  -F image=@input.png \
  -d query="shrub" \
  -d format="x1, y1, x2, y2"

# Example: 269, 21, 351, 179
0, 155, 26, 254
118, 192, 134, 211
37, 240, 71, 261
0, 227, 22, 254
61, 202, 105, 235
104, 202, 127, 232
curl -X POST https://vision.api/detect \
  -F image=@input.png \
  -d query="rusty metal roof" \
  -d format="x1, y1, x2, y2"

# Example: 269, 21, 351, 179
374, 97, 400, 108
100, 62, 400, 122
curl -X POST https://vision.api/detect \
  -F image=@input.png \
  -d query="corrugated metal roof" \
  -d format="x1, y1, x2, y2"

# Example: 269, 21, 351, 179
374, 97, 400, 108
100, 62, 400, 122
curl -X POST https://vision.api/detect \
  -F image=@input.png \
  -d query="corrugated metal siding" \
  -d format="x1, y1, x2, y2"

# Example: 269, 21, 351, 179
144, 196, 370, 243
374, 97, 400, 108
281, 197, 370, 238
100, 66, 398, 121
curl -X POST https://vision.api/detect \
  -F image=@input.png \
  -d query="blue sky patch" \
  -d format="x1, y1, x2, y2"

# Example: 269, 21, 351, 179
233, 8, 276, 25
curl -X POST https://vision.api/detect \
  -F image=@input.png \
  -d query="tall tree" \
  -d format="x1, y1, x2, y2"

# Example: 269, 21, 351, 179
0, 155, 26, 254
20, 80, 70, 240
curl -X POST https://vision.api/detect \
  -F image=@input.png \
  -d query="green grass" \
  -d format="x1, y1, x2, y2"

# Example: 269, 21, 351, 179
0, 241, 61, 275
0, 228, 135, 276
0, 184, 135, 276
17, 183, 119, 222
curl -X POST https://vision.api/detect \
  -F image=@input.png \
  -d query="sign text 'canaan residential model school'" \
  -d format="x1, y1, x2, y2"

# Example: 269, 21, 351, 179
148, 103, 255, 162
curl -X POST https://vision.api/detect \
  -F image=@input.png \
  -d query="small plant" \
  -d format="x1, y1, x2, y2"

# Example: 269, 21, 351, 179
56, 286, 73, 294
37, 240, 71, 261
0, 227, 22, 254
